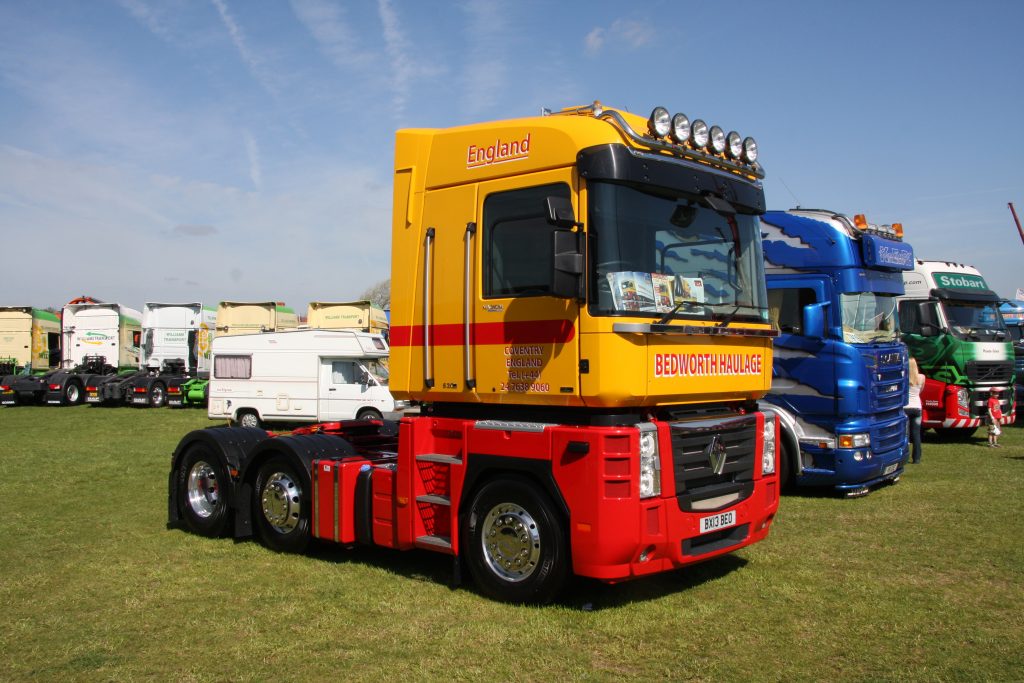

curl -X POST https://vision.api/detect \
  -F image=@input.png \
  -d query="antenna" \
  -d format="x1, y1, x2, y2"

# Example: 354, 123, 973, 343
778, 176, 800, 207
1009, 202, 1024, 247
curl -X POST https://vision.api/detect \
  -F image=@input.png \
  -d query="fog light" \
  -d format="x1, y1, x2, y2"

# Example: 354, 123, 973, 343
648, 107, 671, 137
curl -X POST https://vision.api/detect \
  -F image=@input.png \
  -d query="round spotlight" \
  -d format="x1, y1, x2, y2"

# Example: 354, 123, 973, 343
670, 113, 691, 144
648, 107, 671, 138
709, 126, 726, 154
743, 137, 758, 163
690, 119, 709, 149
726, 131, 743, 159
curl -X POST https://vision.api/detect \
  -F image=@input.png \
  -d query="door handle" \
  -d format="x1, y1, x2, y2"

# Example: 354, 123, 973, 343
328, 388, 337, 391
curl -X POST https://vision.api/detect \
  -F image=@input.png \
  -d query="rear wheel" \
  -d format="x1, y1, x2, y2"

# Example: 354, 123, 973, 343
238, 410, 261, 429
463, 477, 568, 604
253, 455, 310, 553
150, 382, 167, 408
64, 380, 82, 405
176, 445, 231, 537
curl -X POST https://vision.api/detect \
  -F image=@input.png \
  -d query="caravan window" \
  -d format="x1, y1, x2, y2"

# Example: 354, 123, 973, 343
332, 361, 359, 384
214, 355, 252, 379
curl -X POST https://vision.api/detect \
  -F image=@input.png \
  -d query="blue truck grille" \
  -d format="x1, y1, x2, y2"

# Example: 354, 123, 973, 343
669, 414, 757, 512
871, 416, 906, 455
863, 348, 907, 413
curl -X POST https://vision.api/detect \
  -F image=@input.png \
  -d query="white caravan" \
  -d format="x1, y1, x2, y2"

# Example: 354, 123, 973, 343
207, 329, 403, 428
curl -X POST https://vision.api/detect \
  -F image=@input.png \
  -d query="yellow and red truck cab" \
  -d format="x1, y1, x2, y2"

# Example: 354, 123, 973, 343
169, 102, 780, 603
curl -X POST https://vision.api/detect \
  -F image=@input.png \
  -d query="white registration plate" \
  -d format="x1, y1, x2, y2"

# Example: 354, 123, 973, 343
699, 510, 737, 535
883, 463, 898, 476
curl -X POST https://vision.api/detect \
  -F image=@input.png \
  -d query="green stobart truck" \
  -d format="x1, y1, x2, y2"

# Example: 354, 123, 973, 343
0, 307, 62, 405
897, 260, 1015, 436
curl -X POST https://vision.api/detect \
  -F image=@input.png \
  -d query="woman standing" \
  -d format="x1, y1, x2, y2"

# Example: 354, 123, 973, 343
905, 357, 925, 464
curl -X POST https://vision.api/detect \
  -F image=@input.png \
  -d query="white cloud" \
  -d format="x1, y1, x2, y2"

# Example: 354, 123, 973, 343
290, 0, 373, 71
461, 0, 509, 116
210, 0, 281, 98
243, 130, 262, 189
584, 18, 654, 57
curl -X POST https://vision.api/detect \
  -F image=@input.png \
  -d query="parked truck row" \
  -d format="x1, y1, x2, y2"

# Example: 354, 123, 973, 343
1, 299, 388, 409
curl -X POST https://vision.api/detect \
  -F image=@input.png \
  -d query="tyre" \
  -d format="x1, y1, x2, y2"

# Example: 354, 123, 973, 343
463, 476, 568, 604
932, 427, 978, 441
64, 380, 82, 405
357, 408, 383, 421
253, 455, 310, 553
176, 445, 231, 537
778, 438, 796, 491
238, 410, 261, 429
150, 382, 167, 408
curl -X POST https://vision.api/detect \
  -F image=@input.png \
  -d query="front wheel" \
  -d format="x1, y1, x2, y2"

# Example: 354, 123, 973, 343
253, 455, 310, 553
357, 408, 383, 421
932, 426, 978, 441
463, 477, 568, 604
176, 445, 231, 537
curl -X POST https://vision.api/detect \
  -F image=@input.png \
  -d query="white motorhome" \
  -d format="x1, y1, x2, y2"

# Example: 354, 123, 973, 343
207, 329, 403, 428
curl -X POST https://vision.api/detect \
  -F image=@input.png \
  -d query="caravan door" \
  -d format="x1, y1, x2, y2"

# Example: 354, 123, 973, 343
318, 358, 364, 420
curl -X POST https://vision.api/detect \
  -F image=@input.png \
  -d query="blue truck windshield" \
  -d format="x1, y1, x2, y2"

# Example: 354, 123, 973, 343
588, 182, 768, 322
841, 292, 899, 344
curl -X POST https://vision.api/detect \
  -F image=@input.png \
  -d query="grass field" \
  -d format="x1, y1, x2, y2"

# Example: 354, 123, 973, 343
1, 406, 1022, 681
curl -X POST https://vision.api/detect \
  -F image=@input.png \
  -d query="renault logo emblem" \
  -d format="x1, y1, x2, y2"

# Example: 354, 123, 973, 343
705, 435, 728, 475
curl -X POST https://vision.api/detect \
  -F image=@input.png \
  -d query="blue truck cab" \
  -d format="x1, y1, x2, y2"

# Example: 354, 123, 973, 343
998, 300, 1024, 409
759, 209, 913, 496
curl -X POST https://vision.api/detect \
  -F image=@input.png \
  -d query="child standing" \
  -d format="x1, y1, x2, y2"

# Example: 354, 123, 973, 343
987, 387, 1004, 448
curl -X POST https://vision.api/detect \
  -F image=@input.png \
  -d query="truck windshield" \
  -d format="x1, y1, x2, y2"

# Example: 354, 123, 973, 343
364, 360, 389, 385
588, 182, 768, 323
942, 301, 1008, 341
840, 293, 899, 344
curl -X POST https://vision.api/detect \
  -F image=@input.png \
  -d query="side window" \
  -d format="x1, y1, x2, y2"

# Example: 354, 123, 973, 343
484, 183, 571, 298
214, 355, 252, 379
332, 361, 358, 384
898, 300, 921, 334
768, 287, 816, 334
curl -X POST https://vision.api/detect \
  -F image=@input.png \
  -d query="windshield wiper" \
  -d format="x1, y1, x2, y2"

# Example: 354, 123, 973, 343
657, 300, 693, 325
716, 305, 743, 328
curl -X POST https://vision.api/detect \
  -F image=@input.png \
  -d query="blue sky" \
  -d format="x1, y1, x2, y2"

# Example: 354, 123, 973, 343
2, 0, 1022, 311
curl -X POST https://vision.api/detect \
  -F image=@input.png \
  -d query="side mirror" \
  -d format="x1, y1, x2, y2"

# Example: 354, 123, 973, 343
802, 302, 828, 340
916, 301, 941, 337
551, 230, 584, 300
546, 196, 578, 228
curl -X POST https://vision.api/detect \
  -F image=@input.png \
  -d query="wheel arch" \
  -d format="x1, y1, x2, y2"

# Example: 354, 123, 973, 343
459, 454, 571, 542
167, 426, 270, 532
236, 433, 358, 540
759, 403, 804, 476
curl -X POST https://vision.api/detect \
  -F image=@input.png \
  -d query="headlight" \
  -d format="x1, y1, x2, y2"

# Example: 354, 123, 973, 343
743, 136, 758, 163
670, 113, 691, 144
957, 388, 970, 411
726, 131, 743, 159
648, 107, 671, 138
838, 433, 871, 448
690, 119, 709, 149
709, 125, 726, 154
762, 416, 776, 475
638, 423, 661, 498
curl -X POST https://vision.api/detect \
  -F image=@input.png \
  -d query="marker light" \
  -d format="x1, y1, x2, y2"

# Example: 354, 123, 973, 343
892, 222, 904, 238
671, 113, 691, 144
743, 136, 758, 163
709, 125, 726, 154
691, 119, 709, 148
726, 131, 743, 159
853, 214, 868, 231
648, 107, 671, 137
